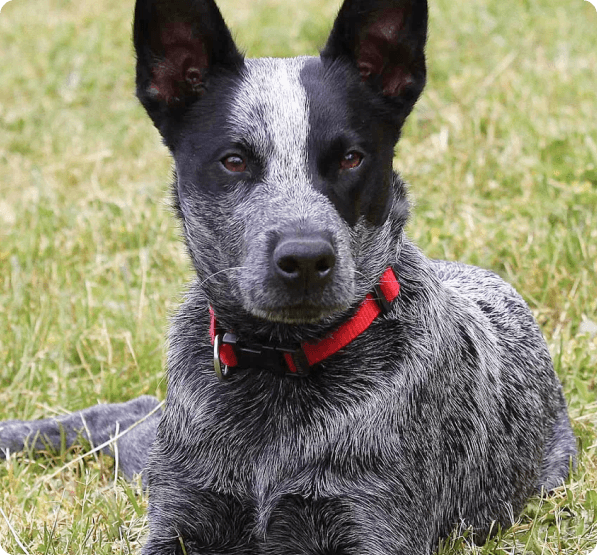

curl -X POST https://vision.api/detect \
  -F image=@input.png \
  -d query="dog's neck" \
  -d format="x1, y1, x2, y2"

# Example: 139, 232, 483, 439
209, 267, 400, 380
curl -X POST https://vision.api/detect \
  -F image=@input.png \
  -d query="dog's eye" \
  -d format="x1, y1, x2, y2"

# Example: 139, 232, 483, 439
340, 151, 363, 171
222, 155, 247, 173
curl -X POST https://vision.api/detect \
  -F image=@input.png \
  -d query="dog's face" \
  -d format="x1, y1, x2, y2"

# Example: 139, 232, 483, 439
134, 0, 427, 326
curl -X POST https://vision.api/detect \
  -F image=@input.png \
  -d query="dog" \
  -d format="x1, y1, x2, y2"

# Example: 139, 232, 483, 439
1, 0, 577, 553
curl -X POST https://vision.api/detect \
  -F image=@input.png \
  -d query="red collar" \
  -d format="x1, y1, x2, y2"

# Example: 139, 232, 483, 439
209, 266, 399, 380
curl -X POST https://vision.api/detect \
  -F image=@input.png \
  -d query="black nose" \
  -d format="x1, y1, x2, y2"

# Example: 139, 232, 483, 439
273, 234, 336, 288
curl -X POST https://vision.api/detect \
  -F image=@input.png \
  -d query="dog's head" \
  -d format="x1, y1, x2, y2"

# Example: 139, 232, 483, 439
134, 0, 427, 330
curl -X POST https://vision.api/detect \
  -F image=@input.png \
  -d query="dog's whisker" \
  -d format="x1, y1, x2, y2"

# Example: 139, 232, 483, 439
354, 269, 378, 290
199, 266, 247, 288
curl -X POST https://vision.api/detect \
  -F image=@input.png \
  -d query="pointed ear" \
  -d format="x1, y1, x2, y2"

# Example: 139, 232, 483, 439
133, 0, 244, 134
321, 0, 427, 121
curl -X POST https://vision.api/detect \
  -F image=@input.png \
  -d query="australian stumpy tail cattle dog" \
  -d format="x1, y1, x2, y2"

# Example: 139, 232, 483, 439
1, 0, 577, 553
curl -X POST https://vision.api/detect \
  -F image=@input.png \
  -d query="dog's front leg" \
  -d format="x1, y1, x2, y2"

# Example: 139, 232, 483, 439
261, 493, 431, 555
261, 494, 360, 555
0, 395, 161, 480
142, 489, 256, 555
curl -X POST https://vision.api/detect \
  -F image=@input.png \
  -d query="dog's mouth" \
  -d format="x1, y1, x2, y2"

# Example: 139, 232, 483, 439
250, 303, 348, 324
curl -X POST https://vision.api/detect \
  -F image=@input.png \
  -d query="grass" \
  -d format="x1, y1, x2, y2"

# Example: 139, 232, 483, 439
0, 0, 596, 552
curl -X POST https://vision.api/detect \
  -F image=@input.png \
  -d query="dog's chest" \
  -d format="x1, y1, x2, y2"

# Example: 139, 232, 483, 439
201, 376, 406, 496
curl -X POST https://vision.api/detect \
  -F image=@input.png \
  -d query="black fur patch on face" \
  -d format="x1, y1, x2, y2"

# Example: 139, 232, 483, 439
172, 72, 257, 189
168, 69, 259, 283
301, 58, 400, 226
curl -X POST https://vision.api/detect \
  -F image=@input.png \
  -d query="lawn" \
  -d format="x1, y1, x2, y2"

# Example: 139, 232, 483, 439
0, 0, 596, 552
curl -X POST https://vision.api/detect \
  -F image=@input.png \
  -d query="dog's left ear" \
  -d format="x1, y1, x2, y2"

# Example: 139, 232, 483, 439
322, 0, 427, 124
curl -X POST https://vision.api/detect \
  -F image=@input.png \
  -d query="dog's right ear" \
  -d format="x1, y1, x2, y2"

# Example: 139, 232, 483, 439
133, 0, 244, 138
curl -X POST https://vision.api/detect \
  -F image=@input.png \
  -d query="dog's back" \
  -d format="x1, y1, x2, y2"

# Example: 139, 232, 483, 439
432, 257, 575, 494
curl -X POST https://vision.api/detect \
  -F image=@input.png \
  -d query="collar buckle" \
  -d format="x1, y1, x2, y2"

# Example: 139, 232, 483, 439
217, 332, 309, 377
213, 334, 232, 381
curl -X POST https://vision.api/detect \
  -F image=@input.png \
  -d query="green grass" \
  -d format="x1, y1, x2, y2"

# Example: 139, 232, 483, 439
0, 0, 596, 552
